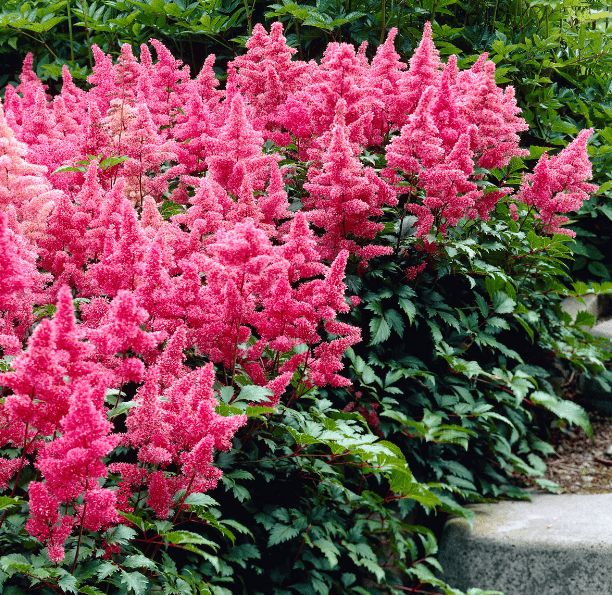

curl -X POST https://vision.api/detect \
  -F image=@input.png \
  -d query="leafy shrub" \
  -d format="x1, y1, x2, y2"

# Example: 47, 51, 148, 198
0, 20, 608, 595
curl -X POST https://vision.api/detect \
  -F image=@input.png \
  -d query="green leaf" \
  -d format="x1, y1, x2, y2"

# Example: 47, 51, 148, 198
493, 291, 516, 314
312, 538, 341, 568
122, 555, 157, 571
99, 155, 130, 169
79, 587, 106, 595
385, 309, 405, 337
120, 570, 148, 595
164, 531, 218, 549
268, 523, 301, 546
183, 544, 221, 570
369, 316, 391, 345
474, 293, 489, 317
0, 554, 31, 573
0, 496, 21, 511
398, 297, 417, 323
96, 561, 119, 581
184, 493, 219, 507
57, 570, 78, 594
164, 1, 182, 16
24, 15, 64, 32
530, 391, 592, 437
159, 199, 186, 219
588, 261, 610, 279
574, 310, 596, 327
360, 365, 378, 386
235, 385, 274, 403
51, 165, 86, 174
551, 119, 578, 134
527, 145, 553, 160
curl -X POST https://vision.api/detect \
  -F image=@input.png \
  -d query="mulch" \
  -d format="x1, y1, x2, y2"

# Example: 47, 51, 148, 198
511, 411, 612, 494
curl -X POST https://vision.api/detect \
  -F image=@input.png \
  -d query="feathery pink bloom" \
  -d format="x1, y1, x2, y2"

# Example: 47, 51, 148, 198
206, 94, 277, 195
304, 101, 396, 262
517, 128, 597, 236
0, 211, 43, 353
231, 22, 311, 138
26, 381, 120, 559
454, 54, 528, 169
25, 482, 75, 562
393, 22, 442, 127
3, 286, 103, 434
115, 362, 246, 519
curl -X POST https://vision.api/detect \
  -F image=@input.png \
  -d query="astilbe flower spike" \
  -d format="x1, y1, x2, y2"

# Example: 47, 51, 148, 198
386, 85, 444, 176
113, 361, 246, 519
304, 100, 397, 262
0, 210, 43, 354
27, 381, 121, 561
2, 286, 102, 436
231, 22, 310, 138
517, 128, 597, 236
454, 54, 528, 170
86, 289, 165, 381
0, 104, 60, 241
13, 53, 49, 121
206, 94, 278, 195
368, 27, 406, 141
393, 21, 442, 127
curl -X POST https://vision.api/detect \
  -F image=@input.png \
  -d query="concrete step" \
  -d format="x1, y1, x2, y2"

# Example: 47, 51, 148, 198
560, 294, 600, 328
436, 492, 612, 595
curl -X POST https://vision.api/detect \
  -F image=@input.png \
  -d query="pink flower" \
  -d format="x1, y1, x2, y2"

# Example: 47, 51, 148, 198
0, 211, 43, 353
393, 22, 443, 127
206, 95, 278, 195
304, 100, 396, 262
517, 128, 597, 236
36, 381, 120, 502
25, 482, 75, 562
118, 362, 246, 518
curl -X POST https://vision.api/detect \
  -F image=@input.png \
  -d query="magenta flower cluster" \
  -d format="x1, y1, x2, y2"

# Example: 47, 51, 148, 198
0, 21, 596, 562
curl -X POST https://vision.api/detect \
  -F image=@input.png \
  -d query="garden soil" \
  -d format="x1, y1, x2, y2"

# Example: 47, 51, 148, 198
513, 411, 612, 494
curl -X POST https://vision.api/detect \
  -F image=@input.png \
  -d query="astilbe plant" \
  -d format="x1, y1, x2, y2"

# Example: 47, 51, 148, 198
0, 20, 601, 595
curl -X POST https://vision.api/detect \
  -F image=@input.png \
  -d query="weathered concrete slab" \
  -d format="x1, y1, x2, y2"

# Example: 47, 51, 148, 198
590, 319, 612, 343
436, 493, 612, 595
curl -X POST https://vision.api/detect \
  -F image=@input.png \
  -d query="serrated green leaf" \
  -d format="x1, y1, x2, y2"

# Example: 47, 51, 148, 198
97, 561, 119, 581
361, 365, 378, 385
369, 316, 391, 345
107, 523, 137, 544
184, 493, 219, 507
99, 155, 130, 169
474, 293, 489, 317
79, 586, 106, 595
312, 538, 340, 568
163, 531, 218, 549
57, 570, 78, 593
398, 297, 417, 323
122, 555, 157, 571
120, 570, 148, 595
0, 496, 21, 511
268, 523, 301, 547
530, 391, 592, 437
493, 291, 516, 314
385, 309, 405, 337
235, 385, 274, 403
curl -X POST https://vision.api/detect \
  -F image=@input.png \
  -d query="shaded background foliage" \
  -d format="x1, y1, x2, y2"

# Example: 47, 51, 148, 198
1, 2, 612, 595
